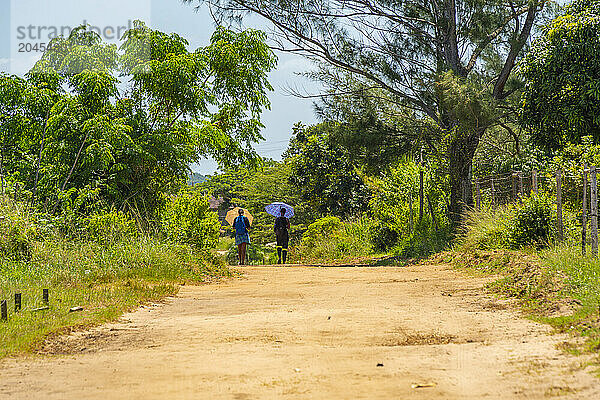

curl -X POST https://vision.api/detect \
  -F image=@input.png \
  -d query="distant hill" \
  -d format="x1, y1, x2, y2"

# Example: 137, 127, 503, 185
188, 172, 208, 185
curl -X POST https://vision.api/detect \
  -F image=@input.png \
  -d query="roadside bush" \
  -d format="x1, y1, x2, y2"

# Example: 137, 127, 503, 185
458, 206, 513, 251
300, 216, 343, 249
86, 210, 137, 243
508, 193, 555, 249
0, 198, 41, 260
295, 217, 373, 262
161, 189, 220, 251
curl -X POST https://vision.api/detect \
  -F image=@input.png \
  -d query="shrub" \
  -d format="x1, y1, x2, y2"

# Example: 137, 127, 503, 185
508, 193, 556, 249
161, 189, 220, 250
369, 221, 399, 251
300, 216, 343, 249
86, 210, 137, 243
0, 199, 40, 260
458, 206, 513, 251
295, 217, 373, 262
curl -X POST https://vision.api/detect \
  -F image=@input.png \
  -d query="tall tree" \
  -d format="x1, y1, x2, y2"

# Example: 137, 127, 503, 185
520, 0, 600, 151
186, 0, 550, 223
0, 22, 277, 219
285, 122, 372, 217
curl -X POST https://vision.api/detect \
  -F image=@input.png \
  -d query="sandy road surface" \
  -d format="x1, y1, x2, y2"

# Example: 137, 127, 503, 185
1, 264, 599, 399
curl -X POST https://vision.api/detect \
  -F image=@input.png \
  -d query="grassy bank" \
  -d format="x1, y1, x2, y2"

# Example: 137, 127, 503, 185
441, 201, 600, 358
0, 198, 230, 358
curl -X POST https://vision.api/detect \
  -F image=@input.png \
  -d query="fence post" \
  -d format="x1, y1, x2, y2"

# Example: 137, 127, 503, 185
583, 164, 588, 256
43, 289, 49, 305
1, 300, 7, 322
490, 178, 495, 206
557, 170, 564, 243
14, 293, 21, 312
591, 166, 598, 256
426, 194, 439, 233
408, 196, 414, 232
419, 169, 424, 222
519, 172, 524, 199
532, 170, 538, 194
476, 180, 481, 211
511, 172, 517, 202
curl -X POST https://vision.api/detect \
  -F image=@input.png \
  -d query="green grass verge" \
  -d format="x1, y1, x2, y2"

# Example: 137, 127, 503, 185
436, 246, 600, 359
0, 238, 231, 358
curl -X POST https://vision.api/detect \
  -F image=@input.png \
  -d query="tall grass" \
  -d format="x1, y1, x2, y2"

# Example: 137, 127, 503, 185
450, 200, 600, 353
0, 196, 230, 358
294, 217, 375, 263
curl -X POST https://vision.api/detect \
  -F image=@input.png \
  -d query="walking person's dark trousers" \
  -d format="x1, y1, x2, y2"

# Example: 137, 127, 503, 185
276, 230, 289, 264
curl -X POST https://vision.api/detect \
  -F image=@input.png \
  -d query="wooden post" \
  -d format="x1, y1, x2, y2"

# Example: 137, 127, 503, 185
14, 293, 21, 312
519, 172, 524, 199
557, 170, 564, 243
408, 196, 414, 232
419, 171, 424, 222
1, 300, 7, 322
475, 180, 481, 211
583, 164, 588, 256
532, 170, 538, 194
511, 172, 517, 201
43, 289, 49, 305
490, 178, 495, 206
591, 166, 598, 256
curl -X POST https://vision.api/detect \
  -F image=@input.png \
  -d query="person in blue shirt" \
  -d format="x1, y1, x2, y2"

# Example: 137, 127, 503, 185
234, 209, 251, 265
274, 207, 290, 264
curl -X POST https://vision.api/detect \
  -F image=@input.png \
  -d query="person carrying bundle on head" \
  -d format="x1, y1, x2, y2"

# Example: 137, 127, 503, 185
274, 207, 290, 264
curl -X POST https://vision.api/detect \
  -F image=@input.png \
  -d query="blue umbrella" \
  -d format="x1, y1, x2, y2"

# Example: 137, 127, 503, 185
265, 202, 294, 218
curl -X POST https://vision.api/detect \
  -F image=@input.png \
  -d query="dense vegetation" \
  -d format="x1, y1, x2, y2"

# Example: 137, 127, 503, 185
3, 0, 600, 358
0, 23, 275, 356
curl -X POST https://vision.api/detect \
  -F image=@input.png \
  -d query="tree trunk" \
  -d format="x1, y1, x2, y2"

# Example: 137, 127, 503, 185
448, 131, 480, 225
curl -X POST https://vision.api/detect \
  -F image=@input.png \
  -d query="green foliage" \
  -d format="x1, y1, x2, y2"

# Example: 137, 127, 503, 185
0, 197, 52, 260
0, 195, 229, 358
458, 192, 567, 252
509, 193, 556, 249
161, 189, 220, 250
295, 216, 374, 263
86, 210, 137, 243
300, 216, 343, 249
367, 158, 450, 257
519, 0, 600, 150
458, 207, 513, 251
285, 122, 372, 218
0, 22, 276, 223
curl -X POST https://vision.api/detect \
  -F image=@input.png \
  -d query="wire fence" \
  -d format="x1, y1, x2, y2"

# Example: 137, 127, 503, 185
472, 166, 600, 257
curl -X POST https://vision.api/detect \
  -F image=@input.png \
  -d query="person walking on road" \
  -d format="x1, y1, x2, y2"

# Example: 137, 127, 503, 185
274, 207, 290, 264
234, 209, 251, 265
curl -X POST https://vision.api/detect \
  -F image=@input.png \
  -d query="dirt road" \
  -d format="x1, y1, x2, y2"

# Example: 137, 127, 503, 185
1, 264, 599, 399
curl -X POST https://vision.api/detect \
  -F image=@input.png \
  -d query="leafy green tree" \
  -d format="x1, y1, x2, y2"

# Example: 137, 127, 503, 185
0, 22, 276, 222
520, 0, 600, 151
186, 0, 551, 223
285, 122, 372, 217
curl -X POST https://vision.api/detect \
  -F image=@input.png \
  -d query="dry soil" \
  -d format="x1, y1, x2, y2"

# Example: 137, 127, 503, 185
1, 264, 599, 399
